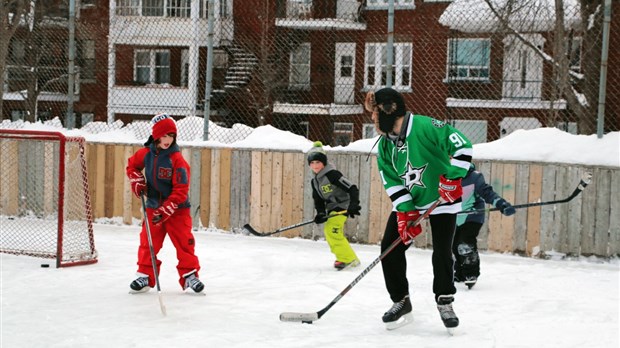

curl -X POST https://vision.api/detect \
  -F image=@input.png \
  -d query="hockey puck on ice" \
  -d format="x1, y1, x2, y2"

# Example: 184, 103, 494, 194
302, 321, 312, 324
40, 264, 50, 268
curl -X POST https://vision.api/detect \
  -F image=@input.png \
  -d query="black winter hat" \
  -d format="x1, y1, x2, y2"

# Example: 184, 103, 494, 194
307, 141, 328, 165
374, 87, 406, 118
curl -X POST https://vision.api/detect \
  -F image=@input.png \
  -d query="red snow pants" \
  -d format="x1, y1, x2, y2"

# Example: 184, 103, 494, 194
136, 207, 201, 289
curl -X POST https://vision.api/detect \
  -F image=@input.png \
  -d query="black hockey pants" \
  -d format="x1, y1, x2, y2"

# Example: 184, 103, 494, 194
380, 212, 457, 303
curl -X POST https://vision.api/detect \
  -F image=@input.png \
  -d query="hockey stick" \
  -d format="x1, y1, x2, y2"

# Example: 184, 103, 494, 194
279, 199, 442, 324
457, 172, 592, 215
244, 211, 348, 237
140, 194, 167, 316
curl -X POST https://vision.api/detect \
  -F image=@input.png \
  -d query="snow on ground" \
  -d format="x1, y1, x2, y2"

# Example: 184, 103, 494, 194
1, 223, 618, 348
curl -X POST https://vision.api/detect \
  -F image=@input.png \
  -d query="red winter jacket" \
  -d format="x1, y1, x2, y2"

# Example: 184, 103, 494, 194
126, 143, 191, 210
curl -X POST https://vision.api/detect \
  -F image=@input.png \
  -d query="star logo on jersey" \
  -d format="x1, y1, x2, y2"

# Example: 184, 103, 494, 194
399, 162, 427, 190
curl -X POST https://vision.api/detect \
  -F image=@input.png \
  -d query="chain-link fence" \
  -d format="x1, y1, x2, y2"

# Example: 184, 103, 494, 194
1, 0, 618, 145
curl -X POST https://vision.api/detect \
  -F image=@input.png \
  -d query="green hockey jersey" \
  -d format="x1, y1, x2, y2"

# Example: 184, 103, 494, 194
377, 114, 473, 214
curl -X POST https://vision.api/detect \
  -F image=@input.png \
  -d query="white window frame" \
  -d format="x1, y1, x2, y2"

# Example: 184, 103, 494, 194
289, 43, 311, 90
333, 122, 354, 146
366, 0, 414, 9
134, 49, 171, 85
299, 121, 309, 138
362, 123, 379, 139
116, 0, 209, 17
364, 42, 412, 90
446, 38, 491, 81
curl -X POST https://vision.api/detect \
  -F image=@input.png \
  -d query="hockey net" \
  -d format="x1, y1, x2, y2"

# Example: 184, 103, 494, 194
0, 129, 97, 267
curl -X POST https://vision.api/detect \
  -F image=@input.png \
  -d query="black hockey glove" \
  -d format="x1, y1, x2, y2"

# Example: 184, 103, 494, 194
495, 199, 515, 216
347, 202, 361, 218
314, 213, 328, 224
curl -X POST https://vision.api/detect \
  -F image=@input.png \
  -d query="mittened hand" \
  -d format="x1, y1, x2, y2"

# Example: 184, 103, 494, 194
128, 171, 146, 198
438, 175, 463, 203
314, 213, 328, 224
152, 201, 178, 225
396, 211, 422, 245
347, 203, 361, 218
496, 199, 516, 216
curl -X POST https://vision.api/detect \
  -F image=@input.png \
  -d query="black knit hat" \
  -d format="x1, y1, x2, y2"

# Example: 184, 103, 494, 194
307, 141, 327, 165
374, 87, 406, 118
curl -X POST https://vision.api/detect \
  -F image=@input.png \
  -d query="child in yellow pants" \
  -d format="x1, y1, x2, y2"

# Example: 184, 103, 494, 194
308, 141, 361, 270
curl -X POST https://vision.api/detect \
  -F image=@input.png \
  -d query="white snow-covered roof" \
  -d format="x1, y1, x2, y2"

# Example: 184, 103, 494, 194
439, 0, 581, 33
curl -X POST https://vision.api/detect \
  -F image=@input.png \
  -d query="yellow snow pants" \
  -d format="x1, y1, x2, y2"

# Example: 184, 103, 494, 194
323, 214, 358, 263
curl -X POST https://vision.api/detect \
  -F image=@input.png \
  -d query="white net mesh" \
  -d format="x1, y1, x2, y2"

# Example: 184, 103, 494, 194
0, 130, 97, 267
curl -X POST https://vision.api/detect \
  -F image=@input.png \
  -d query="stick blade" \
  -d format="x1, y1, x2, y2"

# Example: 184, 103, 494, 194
279, 312, 319, 323
243, 224, 264, 236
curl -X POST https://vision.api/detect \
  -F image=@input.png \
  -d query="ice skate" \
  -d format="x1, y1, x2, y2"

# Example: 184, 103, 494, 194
333, 258, 360, 271
129, 273, 151, 294
184, 271, 205, 294
382, 295, 413, 330
437, 295, 459, 334
464, 275, 477, 289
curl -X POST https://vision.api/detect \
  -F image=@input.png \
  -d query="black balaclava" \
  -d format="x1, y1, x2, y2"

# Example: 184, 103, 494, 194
374, 87, 406, 134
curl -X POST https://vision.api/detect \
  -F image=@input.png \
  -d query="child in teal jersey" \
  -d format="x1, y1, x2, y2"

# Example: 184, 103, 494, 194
308, 141, 361, 271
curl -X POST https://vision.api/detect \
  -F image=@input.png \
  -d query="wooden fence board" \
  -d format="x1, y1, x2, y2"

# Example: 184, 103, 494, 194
110, 145, 125, 218
552, 166, 569, 253
539, 165, 557, 254
209, 149, 221, 227
609, 170, 620, 256
219, 148, 232, 231
565, 167, 583, 256
270, 152, 283, 233
189, 149, 202, 229
345, 154, 362, 242
250, 151, 261, 231
280, 152, 295, 238
580, 167, 598, 255
122, 146, 134, 225
593, 168, 611, 256
487, 162, 503, 251
2, 141, 19, 215
525, 165, 542, 255
239, 151, 252, 231
229, 151, 241, 230
513, 164, 530, 253
292, 152, 306, 238
499, 163, 516, 252
357, 154, 373, 243
260, 151, 273, 232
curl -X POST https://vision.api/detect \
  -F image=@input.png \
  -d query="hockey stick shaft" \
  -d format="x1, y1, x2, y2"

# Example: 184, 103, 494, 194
279, 199, 442, 323
458, 172, 592, 215
140, 194, 167, 316
244, 211, 348, 237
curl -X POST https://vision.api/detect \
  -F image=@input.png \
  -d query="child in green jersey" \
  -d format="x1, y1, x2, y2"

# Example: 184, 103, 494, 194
308, 141, 361, 271
365, 87, 473, 332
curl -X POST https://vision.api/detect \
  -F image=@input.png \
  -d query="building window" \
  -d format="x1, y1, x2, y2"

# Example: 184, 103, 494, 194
79, 40, 96, 81
167, 0, 191, 17
446, 38, 490, 81
333, 122, 354, 146
142, 0, 164, 16
135, 50, 170, 85
569, 37, 582, 73
364, 42, 412, 90
116, 0, 140, 15
289, 43, 311, 90
10, 40, 25, 63
366, 0, 414, 8
363, 123, 379, 139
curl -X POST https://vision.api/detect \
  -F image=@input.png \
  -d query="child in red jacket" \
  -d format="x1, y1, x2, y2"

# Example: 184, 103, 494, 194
126, 113, 204, 294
